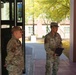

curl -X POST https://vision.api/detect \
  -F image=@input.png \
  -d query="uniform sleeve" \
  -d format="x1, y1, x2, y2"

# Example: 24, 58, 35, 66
5, 40, 16, 65
58, 33, 63, 48
44, 36, 54, 55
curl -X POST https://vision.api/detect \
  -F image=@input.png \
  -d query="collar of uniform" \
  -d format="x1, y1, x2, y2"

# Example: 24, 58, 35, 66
50, 32, 57, 37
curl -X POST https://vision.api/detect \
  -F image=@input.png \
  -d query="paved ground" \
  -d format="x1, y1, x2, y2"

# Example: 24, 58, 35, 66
23, 42, 76, 75
26, 43, 68, 60
34, 59, 76, 75
25, 43, 72, 75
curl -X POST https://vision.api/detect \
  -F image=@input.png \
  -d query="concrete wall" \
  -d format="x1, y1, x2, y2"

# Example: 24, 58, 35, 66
70, 0, 76, 62
0, 0, 1, 75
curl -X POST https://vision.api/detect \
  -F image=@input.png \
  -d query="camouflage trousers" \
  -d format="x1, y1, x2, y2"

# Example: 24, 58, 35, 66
6, 64, 23, 75
45, 55, 59, 75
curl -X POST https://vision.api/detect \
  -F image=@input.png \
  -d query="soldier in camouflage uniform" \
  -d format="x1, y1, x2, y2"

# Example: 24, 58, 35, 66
5, 26, 24, 75
44, 22, 62, 75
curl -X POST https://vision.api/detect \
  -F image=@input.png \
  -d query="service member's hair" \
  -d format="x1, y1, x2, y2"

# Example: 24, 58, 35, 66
11, 26, 22, 33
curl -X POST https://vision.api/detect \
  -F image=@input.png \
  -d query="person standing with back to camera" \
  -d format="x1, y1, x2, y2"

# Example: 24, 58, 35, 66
44, 22, 63, 75
5, 26, 24, 75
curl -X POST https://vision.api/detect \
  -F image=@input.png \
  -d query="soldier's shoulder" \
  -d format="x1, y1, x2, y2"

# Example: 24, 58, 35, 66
45, 32, 50, 37
44, 33, 50, 43
56, 33, 62, 40
8, 38, 15, 43
56, 33, 61, 36
7, 38, 16, 47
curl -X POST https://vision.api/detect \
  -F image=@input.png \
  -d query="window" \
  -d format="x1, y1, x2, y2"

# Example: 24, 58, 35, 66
12, 3, 14, 20
1, 2, 9, 20
1, 25, 10, 28
64, 27, 70, 33
17, 2, 22, 22
28, 27, 33, 34
64, 27, 70, 38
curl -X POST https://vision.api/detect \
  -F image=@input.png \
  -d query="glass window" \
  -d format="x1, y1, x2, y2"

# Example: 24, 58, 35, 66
64, 27, 70, 33
12, 3, 14, 20
28, 26, 33, 34
17, 2, 22, 22
1, 25, 10, 28
64, 27, 70, 38
1, 2, 9, 20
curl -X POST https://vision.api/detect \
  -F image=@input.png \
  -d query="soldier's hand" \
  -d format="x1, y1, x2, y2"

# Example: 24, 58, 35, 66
53, 53, 58, 57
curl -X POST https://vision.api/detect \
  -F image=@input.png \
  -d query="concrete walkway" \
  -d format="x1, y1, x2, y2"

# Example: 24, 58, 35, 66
25, 43, 76, 75
26, 43, 68, 60
2, 42, 75, 75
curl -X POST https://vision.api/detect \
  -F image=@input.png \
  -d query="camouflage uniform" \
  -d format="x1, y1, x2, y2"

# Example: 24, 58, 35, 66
5, 36, 24, 75
44, 32, 62, 75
